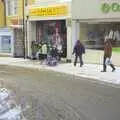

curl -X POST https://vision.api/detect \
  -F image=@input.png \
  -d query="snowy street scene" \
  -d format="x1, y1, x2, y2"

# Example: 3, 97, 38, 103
0, 0, 120, 119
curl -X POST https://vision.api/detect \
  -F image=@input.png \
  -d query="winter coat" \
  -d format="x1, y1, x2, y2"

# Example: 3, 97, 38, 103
104, 42, 112, 58
42, 44, 48, 54
73, 41, 85, 56
50, 48, 58, 58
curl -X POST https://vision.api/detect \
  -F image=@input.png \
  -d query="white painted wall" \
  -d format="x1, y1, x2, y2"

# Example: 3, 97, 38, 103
72, 0, 120, 21
72, 20, 77, 49
27, 21, 36, 57
66, 21, 72, 61
71, 20, 80, 48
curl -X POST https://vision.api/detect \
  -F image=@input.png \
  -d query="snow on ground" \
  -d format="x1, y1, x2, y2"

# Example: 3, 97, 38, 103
0, 57, 120, 85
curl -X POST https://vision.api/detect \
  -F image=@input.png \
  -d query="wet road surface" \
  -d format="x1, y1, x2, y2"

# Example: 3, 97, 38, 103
0, 65, 120, 120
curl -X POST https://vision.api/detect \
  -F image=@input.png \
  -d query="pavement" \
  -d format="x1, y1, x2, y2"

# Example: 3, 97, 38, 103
84, 49, 120, 66
0, 57, 120, 85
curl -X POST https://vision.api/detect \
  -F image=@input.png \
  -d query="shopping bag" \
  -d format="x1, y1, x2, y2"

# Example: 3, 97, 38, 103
105, 57, 112, 65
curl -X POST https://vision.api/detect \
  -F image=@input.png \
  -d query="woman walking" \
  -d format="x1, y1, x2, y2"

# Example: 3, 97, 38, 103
101, 39, 116, 72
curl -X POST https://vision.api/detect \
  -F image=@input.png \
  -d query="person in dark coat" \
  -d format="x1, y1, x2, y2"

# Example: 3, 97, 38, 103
72, 40, 85, 67
101, 39, 115, 72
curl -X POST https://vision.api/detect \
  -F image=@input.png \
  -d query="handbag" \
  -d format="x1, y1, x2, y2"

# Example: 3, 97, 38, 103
105, 57, 112, 65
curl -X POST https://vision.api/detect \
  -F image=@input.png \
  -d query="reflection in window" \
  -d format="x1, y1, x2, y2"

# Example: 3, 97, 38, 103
81, 23, 120, 50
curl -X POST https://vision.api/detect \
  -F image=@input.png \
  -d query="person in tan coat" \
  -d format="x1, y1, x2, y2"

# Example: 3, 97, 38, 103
101, 39, 115, 72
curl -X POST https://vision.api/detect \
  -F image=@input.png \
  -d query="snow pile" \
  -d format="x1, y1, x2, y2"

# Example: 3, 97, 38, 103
0, 88, 29, 120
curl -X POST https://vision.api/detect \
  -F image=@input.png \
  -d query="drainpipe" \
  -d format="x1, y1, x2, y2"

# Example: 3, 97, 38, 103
1, 0, 6, 26
23, 0, 25, 59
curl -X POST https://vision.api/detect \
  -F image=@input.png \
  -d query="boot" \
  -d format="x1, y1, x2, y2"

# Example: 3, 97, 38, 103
101, 65, 106, 72
80, 63, 83, 67
112, 68, 116, 72
101, 70, 106, 72
110, 64, 116, 72
74, 62, 76, 66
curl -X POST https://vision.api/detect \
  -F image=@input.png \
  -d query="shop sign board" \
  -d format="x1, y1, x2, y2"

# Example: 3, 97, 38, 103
29, 5, 68, 17
101, 2, 120, 13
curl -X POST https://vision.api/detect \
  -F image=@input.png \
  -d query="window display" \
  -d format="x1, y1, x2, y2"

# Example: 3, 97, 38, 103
36, 20, 67, 57
83, 23, 120, 50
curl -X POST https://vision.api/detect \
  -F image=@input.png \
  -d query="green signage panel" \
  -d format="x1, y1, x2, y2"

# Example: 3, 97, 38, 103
101, 2, 120, 13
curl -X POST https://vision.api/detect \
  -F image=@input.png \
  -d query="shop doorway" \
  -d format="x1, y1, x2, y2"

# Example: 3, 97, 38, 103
36, 20, 67, 57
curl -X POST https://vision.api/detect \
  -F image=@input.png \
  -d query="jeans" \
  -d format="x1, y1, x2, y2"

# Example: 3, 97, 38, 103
103, 56, 115, 71
74, 55, 83, 66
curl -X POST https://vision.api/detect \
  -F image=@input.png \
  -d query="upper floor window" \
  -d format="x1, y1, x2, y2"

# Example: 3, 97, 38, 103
7, 0, 12, 16
13, 0, 18, 15
6, 0, 18, 16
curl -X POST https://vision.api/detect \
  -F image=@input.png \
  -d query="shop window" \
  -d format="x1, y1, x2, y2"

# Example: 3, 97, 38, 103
0, 36, 11, 53
36, 20, 67, 57
82, 23, 120, 50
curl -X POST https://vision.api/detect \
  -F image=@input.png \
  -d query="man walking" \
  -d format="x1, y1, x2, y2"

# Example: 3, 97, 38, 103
101, 39, 115, 72
72, 40, 85, 67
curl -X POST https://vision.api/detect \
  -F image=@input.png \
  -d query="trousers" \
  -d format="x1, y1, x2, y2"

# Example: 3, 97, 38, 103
74, 55, 83, 66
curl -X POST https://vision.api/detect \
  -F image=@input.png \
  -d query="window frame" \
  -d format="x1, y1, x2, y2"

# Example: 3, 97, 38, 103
6, 0, 18, 16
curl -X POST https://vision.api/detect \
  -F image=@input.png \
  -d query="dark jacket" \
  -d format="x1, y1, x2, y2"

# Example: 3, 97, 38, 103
73, 40, 85, 56
50, 47, 58, 57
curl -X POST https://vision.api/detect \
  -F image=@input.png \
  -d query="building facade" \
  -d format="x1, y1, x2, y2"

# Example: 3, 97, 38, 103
27, 0, 120, 62
4, 0, 35, 57
0, 1, 14, 56
26, 0, 73, 61
3, 0, 119, 62
72, 0, 120, 50
5, 0, 23, 57
0, 0, 5, 27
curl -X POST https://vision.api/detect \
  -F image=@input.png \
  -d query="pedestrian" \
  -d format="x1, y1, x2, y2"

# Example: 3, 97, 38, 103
41, 42, 48, 62
72, 40, 85, 67
50, 46, 58, 58
31, 41, 37, 59
101, 39, 115, 72
36, 42, 44, 64
46, 46, 58, 66
57, 44, 62, 61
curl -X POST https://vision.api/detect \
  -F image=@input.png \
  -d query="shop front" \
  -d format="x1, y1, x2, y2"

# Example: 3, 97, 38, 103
79, 22, 120, 50
27, 2, 72, 61
72, 0, 120, 50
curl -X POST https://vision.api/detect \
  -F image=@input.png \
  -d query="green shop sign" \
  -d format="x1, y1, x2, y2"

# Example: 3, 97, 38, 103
101, 3, 120, 13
